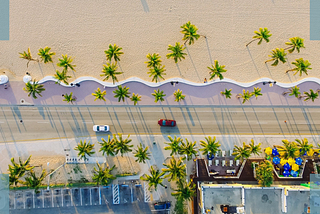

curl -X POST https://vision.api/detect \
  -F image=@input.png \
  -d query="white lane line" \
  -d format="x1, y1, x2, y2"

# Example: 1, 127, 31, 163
126, 122, 137, 124
0, 121, 4, 123
37, 122, 49, 123
83, 122, 93, 124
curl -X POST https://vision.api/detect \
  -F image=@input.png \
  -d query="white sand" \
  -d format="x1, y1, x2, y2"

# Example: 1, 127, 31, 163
0, 0, 317, 84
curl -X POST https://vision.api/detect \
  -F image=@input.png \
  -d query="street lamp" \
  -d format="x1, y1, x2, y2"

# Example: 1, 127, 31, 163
47, 162, 50, 190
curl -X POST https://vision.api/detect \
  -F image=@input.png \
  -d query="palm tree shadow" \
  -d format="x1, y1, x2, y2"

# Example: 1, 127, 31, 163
117, 62, 126, 80
246, 46, 260, 78
175, 63, 183, 77
37, 62, 44, 78
185, 45, 201, 82
264, 63, 273, 79
205, 37, 213, 65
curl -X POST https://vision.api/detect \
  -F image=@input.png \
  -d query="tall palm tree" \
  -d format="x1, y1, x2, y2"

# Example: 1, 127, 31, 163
276, 139, 299, 159
9, 167, 22, 187
140, 166, 165, 191
265, 48, 287, 66
162, 157, 186, 182
19, 47, 39, 67
57, 54, 76, 72
114, 133, 133, 157
248, 139, 262, 156
130, 93, 141, 105
38, 47, 55, 63
63, 92, 76, 104
23, 169, 46, 193
133, 143, 150, 163
152, 89, 166, 103
199, 136, 221, 155
236, 89, 252, 104
148, 65, 166, 83
295, 138, 313, 156
246, 27, 272, 46
92, 163, 116, 186
282, 86, 301, 98
221, 89, 232, 99
166, 42, 187, 63
92, 88, 106, 101
74, 140, 95, 161
171, 180, 196, 201
180, 21, 202, 45
251, 87, 262, 99
23, 79, 46, 99
303, 89, 318, 102
286, 58, 311, 76
208, 60, 227, 80
285, 37, 305, 53
54, 70, 71, 85
8, 156, 34, 186
179, 139, 198, 161
232, 142, 251, 161
99, 136, 116, 157
174, 89, 186, 102
113, 85, 130, 102
164, 135, 183, 156
101, 63, 123, 84
105, 44, 124, 62
145, 53, 162, 68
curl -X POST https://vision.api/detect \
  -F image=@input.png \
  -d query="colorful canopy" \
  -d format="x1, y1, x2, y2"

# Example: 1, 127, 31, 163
207, 152, 214, 160
288, 158, 295, 166
292, 164, 299, 171
280, 159, 287, 166
272, 148, 279, 156
283, 170, 290, 177
295, 157, 302, 166
284, 163, 291, 170
265, 147, 272, 156
291, 170, 298, 177
273, 156, 280, 165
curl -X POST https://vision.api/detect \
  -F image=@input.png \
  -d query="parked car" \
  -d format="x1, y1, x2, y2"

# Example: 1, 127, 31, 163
158, 119, 176, 127
154, 201, 171, 210
93, 125, 110, 132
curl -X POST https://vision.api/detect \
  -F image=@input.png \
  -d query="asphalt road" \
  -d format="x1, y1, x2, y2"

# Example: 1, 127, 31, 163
0, 105, 320, 143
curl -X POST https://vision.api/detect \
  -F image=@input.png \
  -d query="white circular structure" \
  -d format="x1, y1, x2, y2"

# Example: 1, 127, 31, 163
23, 75, 32, 83
0, 75, 8, 84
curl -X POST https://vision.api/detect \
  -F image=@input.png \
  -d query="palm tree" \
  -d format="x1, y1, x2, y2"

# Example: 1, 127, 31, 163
54, 70, 71, 85
208, 60, 227, 80
236, 89, 252, 104
286, 58, 311, 76
282, 86, 301, 98
105, 44, 124, 62
140, 166, 165, 191
9, 167, 22, 187
162, 157, 186, 182
130, 93, 141, 105
221, 88, 232, 99
145, 53, 162, 68
171, 180, 196, 201
251, 87, 262, 99
101, 63, 123, 84
166, 42, 187, 63
19, 47, 39, 67
57, 54, 76, 72
113, 85, 130, 102
92, 88, 106, 101
295, 138, 313, 156
303, 89, 318, 102
248, 139, 262, 156
174, 89, 186, 102
92, 163, 116, 186
285, 37, 305, 53
276, 139, 299, 159
23, 79, 46, 99
199, 136, 221, 155
265, 48, 287, 66
232, 142, 251, 161
24, 169, 46, 193
256, 160, 273, 187
8, 156, 34, 186
133, 143, 150, 163
63, 92, 76, 104
152, 89, 166, 103
148, 65, 166, 83
114, 133, 133, 157
246, 27, 272, 46
99, 136, 116, 157
38, 47, 55, 63
179, 139, 197, 161
180, 21, 202, 45
74, 140, 95, 161
164, 135, 183, 156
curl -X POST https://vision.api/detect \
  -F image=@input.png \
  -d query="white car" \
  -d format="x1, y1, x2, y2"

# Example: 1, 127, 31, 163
93, 125, 110, 132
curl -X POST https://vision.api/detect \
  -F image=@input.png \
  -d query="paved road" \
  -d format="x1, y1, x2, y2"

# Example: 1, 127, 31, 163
1, 105, 320, 142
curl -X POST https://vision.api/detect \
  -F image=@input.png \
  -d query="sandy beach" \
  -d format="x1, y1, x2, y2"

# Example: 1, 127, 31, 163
0, 0, 317, 85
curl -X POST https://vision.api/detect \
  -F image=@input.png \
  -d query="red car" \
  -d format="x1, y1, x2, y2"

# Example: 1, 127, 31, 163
158, 119, 176, 127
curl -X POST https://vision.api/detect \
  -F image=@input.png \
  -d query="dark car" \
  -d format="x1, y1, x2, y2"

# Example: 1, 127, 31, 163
154, 201, 171, 210
158, 119, 176, 127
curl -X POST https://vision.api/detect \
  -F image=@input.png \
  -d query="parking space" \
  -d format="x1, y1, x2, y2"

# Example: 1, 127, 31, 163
43, 190, 52, 208
81, 188, 91, 206
63, 189, 72, 207
72, 188, 81, 206
100, 186, 113, 205
120, 184, 131, 204
9, 191, 15, 209
91, 187, 100, 205
132, 182, 143, 203
15, 191, 24, 209
53, 189, 62, 207
34, 191, 43, 208
25, 191, 33, 209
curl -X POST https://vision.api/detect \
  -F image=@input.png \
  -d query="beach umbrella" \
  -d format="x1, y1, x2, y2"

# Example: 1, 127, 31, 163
307, 149, 314, 157
0, 75, 8, 84
265, 147, 272, 156
284, 163, 291, 170
273, 156, 280, 165
292, 164, 299, 171
283, 170, 290, 177
207, 152, 214, 160
272, 148, 279, 156
280, 159, 287, 166
291, 170, 298, 177
295, 157, 302, 166
288, 158, 295, 166
23, 75, 32, 83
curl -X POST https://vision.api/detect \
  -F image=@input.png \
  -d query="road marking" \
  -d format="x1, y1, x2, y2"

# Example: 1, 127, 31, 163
37, 122, 49, 123
126, 122, 137, 124
0, 121, 4, 123
83, 122, 93, 124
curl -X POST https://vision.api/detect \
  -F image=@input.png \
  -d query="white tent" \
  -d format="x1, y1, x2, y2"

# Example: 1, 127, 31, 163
23, 75, 32, 83
0, 75, 8, 84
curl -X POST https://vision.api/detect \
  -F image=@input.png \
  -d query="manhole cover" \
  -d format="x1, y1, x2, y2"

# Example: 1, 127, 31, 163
261, 194, 268, 203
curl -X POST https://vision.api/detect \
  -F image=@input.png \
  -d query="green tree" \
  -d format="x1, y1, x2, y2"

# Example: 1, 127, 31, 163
246, 27, 272, 46
99, 136, 115, 157
105, 44, 124, 62
57, 54, 76, 72
285, 37, 305, 53
133, 143, 150, 163
171, 180, 196, 201
130, 93, 141, 105
251, 87, 262, 99
255, 160, 273, 187
8, 156, 34, 186
208, 60, 227, 80
54, 70, 71, 85
221, 88, 232, 99
199, 136, 221, 155
148, 65, 166, 83
174, 89, 186, 102
165, 135, 183, 156
113, 85, 130, 102
162, 157, 186, 182
23, 169, 46, 193
173, 197, 188, 214
282, 86, 301, 98
101, 63, 123, 84
236, 89, 252, 104
166, 42, 187, 63
248, 139, 262, 156
38, 47, 55, 63
92, 163, 116, 186
303, 89, 318, 102
295, 138, 313, 155
145, 53, 162, 68
23, 79, 46, 99
92, 88, 106, 101
180, 21, 202, 45
152, 89, 166, 103
265, 48, 287, 66
179, 139, 197, 161
19, 47, 39, 67
63, 92, 76, 104
232, 142, 251, 161
114, 133, 133, 157
74, 140, 95, 161
140, 166, 165, 191
286, 58, 311, 76
276, 139, 299, 159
